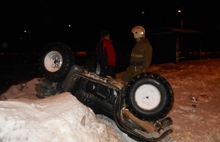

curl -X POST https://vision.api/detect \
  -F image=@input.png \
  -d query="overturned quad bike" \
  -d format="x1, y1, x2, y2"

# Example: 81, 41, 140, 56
35, 42, 174, 142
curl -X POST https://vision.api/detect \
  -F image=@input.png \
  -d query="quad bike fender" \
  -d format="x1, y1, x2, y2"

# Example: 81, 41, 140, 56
113, 94, 173, 142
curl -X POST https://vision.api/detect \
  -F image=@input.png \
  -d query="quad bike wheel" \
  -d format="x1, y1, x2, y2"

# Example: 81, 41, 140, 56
39, 42, 75, 82
126, 72, 174, 121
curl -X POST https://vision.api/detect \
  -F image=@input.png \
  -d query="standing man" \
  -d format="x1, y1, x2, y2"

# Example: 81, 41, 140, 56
121, 26, 152, 82
96, 30, 116, 78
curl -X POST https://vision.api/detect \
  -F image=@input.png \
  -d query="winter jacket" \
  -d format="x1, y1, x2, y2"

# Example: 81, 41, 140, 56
121, 38, 152, 82
96, 37, 116, 67
130, 38, 152, 71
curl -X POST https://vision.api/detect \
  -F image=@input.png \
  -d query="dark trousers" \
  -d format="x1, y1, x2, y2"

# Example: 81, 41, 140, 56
102, 65, 116, 78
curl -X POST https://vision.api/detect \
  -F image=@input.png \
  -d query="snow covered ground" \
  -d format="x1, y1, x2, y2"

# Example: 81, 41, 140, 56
1, 58, 220, 142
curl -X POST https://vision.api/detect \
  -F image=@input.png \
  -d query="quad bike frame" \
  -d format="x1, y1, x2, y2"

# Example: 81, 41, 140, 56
35, 42, 174, 142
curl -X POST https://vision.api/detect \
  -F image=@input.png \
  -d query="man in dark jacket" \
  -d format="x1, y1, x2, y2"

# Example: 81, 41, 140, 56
96, 30, 116, 78
121, 26, 152, 82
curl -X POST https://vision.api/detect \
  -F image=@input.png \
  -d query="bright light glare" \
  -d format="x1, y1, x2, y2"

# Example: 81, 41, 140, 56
178, 10, 181, 13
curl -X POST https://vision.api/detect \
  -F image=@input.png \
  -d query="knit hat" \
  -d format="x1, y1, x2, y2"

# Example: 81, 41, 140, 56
100, 30, 109, 37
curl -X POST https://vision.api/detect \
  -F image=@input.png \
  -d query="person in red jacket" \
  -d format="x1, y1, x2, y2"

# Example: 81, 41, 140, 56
96, 30, 116, 78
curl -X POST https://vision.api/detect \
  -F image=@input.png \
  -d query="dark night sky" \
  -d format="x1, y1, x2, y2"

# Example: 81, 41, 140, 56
0, 0, 219, 51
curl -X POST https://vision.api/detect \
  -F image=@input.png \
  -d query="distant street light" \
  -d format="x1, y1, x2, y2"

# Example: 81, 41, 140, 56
178, 9, 183, 29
